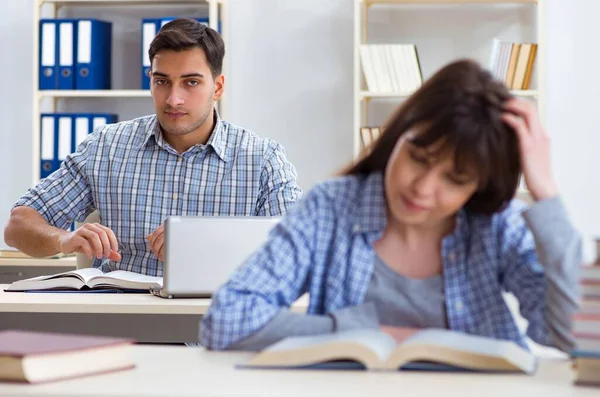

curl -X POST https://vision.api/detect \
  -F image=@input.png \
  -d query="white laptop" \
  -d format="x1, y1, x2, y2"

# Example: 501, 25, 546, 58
150, 216, 280, 298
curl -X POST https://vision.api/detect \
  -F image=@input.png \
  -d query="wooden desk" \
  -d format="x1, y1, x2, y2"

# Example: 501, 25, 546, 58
0, 257, 77, 284
0, 345, 596, 397
0, 286, 307, 343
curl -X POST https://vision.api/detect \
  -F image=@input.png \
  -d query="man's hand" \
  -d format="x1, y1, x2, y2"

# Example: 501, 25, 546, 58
57, 223, 121, 261
147, 224, 165, 262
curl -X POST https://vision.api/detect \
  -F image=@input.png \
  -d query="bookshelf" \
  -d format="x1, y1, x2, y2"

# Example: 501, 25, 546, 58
353, 0, 542, 200
32, 0, 227, 185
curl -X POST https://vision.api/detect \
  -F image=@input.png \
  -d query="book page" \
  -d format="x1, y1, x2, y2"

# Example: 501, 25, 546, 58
88, 270, 162, 289
17, 268, 102, 283
396, 329, 536, 373
401, 329, 512, 355
5, 268, 103, 291
265, 329, 397, 362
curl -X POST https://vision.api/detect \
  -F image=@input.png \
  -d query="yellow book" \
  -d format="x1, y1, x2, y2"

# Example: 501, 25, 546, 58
504, 43, 521, 88
511, 44, 532, 90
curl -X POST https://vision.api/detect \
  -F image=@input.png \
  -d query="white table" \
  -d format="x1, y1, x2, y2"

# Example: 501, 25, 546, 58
0, 345, 596, 397
0, 286, 307, 343
0, 257, 77, 284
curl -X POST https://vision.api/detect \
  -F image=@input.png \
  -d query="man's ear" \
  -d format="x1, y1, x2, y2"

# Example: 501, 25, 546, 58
213, 74, 225, 101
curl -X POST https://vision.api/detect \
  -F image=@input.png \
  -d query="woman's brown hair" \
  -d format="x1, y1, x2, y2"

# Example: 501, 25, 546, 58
345, 59, 521, 215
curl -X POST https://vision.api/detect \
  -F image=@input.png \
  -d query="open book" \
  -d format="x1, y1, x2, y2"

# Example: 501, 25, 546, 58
242, 328, 537, 374
4, 268, 162, 292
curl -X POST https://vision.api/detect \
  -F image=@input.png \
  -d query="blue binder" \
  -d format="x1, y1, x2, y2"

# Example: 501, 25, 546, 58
56, 114, 74, 169
141, 17, 178, 89
72, 114, 91, 152
40, 114, 59, 179
57, 19, 77, 90
90, 113, 118, 131
196, 17, 221, 34
141, 18, 159, 90
76, 19, 112, 90
39, 19, 58, 90
72, 113, 118, 151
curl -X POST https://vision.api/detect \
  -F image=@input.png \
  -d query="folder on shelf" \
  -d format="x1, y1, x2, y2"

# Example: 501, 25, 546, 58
141, 18, 159, 90
73, 113, 118, 151
196, 17, 221, 33
40, 114, 59, 179
73, 114, 90, 151
57, 115, 73, 167
76, 19, 112, 90
39, 19, 58, 90
92, 113, 118, 131
58, 19, 77, 90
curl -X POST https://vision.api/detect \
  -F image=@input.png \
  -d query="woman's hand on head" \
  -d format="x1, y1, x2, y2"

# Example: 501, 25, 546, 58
501, 98, 559, 202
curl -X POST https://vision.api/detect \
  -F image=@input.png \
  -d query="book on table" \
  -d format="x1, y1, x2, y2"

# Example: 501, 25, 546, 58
3, 268, 162, 292
0, 329, 135, 384
241, 328, 537, 374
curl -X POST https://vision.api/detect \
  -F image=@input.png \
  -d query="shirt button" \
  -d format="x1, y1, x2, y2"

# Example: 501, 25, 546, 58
173, 193, 178, 200
353, 224, 361, 232
178, 157, 183, 162
447, 251, 456, 261
455, 301, 463, 311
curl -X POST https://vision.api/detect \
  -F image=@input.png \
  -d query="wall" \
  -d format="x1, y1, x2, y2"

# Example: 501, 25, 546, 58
0, 0, 597, 261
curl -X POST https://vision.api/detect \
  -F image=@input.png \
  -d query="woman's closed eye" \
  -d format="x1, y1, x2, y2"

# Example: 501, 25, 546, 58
409, 150, 430, 165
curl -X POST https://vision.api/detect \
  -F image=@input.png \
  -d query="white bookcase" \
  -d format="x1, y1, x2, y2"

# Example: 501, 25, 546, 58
353, 0, 542, 201
32, 0, 227, 185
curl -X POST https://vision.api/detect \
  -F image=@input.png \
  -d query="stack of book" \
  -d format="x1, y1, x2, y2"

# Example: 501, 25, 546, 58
572, 265, 600, 387
359, 126, 382, 151
360, 44, 422, 94
489, 39, 537, 90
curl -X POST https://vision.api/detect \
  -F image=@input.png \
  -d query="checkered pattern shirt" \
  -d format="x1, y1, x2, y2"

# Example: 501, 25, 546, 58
201, 172, 554, 350
14, 113, 302, 276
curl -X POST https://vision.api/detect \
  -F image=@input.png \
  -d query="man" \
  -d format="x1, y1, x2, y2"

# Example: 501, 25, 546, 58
4, 18, 302, 276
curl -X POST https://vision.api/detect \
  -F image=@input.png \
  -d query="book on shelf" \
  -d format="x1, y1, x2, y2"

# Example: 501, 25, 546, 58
0, 329, 134, 384
240, 328, 537, 374
489, 39, 537, 90
4, 268, 162, 293
360, 126, 383, 150
360, 44, 422, 94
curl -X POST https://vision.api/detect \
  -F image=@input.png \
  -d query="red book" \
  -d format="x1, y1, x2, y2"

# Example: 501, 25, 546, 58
0, 330, 135, 383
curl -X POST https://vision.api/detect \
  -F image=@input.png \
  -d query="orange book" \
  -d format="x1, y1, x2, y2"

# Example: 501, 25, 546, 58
0, 330, 135, 383
522, 44, 538, 89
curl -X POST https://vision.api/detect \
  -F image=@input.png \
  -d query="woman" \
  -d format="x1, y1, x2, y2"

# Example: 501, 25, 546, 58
200, 59, 581, 352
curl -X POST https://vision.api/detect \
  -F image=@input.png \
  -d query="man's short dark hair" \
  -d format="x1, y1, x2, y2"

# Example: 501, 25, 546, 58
149, 18, 224, 78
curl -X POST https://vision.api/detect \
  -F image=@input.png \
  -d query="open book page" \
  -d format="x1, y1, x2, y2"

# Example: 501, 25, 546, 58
5, 268, 104, 291
87, 270, 163, 290
246, 329, 397, 369
388, 329, 537, 373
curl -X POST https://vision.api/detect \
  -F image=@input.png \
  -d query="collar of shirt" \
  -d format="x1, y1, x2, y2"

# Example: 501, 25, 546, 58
351, 171, 470, 243
139, 109, 229, 162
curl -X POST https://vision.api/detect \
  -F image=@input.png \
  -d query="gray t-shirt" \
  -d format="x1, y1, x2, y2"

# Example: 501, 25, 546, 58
366, 255, 447, 329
